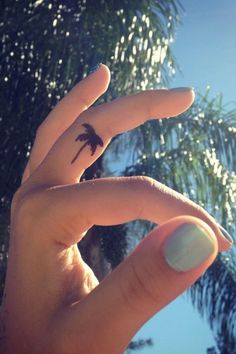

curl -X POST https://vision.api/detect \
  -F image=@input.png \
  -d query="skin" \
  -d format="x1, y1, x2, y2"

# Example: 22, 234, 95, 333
0, 64, 232, 354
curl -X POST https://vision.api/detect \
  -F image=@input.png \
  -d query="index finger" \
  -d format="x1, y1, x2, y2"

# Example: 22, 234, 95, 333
27, 87, 195, 187
22, 64, 110, 182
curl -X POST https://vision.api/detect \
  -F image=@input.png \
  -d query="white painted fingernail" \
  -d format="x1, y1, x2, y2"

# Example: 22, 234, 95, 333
170, 87, 194, 92
163, 223, 215, 272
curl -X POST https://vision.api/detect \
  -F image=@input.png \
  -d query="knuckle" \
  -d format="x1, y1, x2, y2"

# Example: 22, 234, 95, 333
12, 189, 48, 233
136, 90, 153, 117
128, 175, 155, 190
77, 94, 90, 111
127, 176, 156, 218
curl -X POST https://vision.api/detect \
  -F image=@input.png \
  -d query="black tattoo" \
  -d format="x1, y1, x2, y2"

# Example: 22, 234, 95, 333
71, 123, 104, 164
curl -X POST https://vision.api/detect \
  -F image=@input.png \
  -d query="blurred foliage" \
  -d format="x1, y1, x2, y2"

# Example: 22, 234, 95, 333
207, 347, 218, 354
192, 256, 236, 354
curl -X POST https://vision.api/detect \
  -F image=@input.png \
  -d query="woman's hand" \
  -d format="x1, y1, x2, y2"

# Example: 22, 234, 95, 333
2, 64, 232, 354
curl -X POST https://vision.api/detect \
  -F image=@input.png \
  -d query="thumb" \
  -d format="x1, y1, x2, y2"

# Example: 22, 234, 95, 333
56, 215, 218, 354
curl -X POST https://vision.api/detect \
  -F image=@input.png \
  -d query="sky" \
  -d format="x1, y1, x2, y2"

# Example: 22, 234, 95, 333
130, 1, 236, 353
171, 0, 236, 104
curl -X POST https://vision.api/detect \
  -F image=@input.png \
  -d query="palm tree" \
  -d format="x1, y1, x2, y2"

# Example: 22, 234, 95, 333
71, 123, 104, 164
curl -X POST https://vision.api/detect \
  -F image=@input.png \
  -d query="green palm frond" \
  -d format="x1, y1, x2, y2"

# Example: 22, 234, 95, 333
109, 92, 236, 175
190, 256, 236, 354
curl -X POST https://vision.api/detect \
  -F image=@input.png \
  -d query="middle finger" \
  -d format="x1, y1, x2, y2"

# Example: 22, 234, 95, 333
29, 88, 194, 186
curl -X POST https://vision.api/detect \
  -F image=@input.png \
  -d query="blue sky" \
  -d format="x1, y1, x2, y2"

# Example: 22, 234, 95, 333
172, 0, 236, 103
131, 1, 236, 353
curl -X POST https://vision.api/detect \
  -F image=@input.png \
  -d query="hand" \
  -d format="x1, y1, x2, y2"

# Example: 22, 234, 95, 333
1, 64, 232, 354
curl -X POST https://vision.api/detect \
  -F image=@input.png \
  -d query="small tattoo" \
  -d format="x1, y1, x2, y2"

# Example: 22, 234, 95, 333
71, 123, 104, 164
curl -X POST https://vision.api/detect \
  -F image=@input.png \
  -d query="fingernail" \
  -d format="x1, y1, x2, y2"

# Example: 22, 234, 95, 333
163, 223, 215, 272
218, 224, 234, 244
89, 63, 102, 74
170, 87, 194, 92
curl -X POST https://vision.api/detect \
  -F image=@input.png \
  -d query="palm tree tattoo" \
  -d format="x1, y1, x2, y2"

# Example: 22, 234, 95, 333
71, 123, 104, 164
